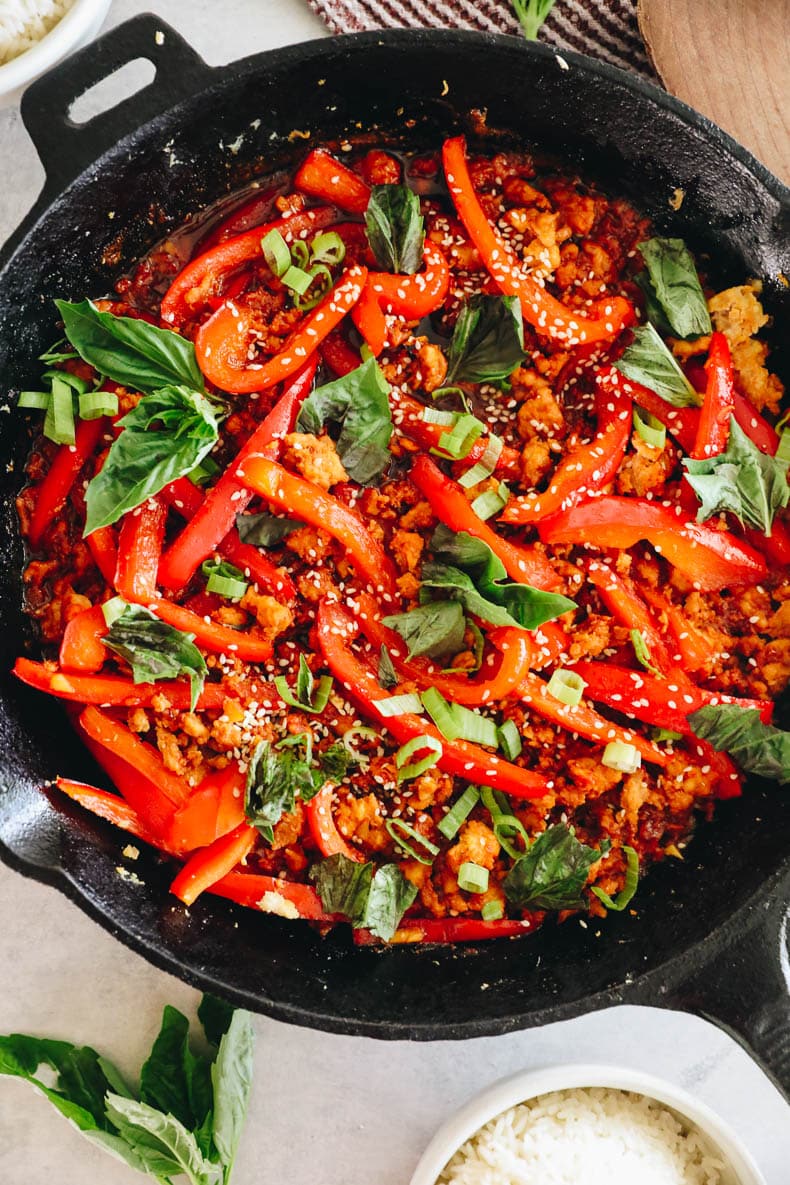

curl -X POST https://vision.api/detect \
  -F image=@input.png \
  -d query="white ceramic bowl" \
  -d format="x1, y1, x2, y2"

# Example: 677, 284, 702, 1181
0, 0, 112, 107
410, 1063, 766, 1185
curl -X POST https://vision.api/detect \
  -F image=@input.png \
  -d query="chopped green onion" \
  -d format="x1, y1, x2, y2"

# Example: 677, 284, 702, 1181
633, 406, 666, 450
429, 385, 469, 410
202, 557, 248, 600
422, 407, 457, 427
281, 264, 313, 296
459, 433, 504, 488
437, 413, 485, 460
652, 727, 683, 743
457, 862, 489, 893
341, 724, 378, 761
546, 668, 586, 707
296, 263, 333, 311
376, 692, 423, 718
42, 369, 89, 393
437, 786, 480, 840
262, 228, 291, 277
602, 740, 642, 773
290, 239, 310, 269
481, 900, 504, 921
421, 688, 499, 748
385, 818, 439, 865
101, 596, 127, 627
471, 482, 510, 520
310, 231, 346, 266
394, 734, 443, 781
188, 456, 221, 487
591, 845, 640, 911
497, 719, 522, 760
17, 391, 51, 410
630, 629, 662, 677
480, 786, 528, 860
45, 375, 76, 445
79, 390, 119, 420
777, 430, 790, 466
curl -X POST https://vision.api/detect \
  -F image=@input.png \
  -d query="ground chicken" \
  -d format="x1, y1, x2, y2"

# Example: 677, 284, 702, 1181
282, 432, 347, 489
401, 500, 434, 530
127, 708, 150, 734
390, 529, 424, 573
182, 712, 210, 743
271, 801, 305, 850
520, 437, 554, 487
156, 725, 186, 775
568, 613, 615, 660
707, 283, 784, 413
446, 819, 500, 874
616, 436, 676, 497
621, 770, 650, 834
297, 569, 339, 603
513, 371, 565, 438
416, 340, 448, 393
334, 792, 388, 850
285, 526, 332, 562
563, 757, 622, 808
240, 588, 293, 639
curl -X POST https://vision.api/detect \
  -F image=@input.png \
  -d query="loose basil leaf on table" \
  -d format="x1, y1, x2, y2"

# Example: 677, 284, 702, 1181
637, 237, 712, 340
683, 417, 790, 535
310, 851, 418, 941
296, 356, 393, 485
445, 294, 526, 385
236, 510, 301, 546
56, 299, 206, 393
614, 323, 701, 408
210, 1009, 255, 1181
503, 824, 608, 910
84, 385, 221, 533
689, 705, 790, 785
382, 600, 467, 661
365, 183, 425, 275
103, 603, 207, 712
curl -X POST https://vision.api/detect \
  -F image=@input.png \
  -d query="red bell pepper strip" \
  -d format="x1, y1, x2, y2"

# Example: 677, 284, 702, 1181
170, 822, 257, 906
692, 331, 735, 459
442, 136, 633, 346
27, 418, 106, 547
239, 455, 399, 602
639, 584, 711, 672
158, 359, 316, 592
114, 498, 167, 603
501, 374, 632, 524
160, 207, 336, 325
317, 600, 552, 799
321, 330, 362, 377
353, 916, 537, 944
86, 525, 119, 584
80, 705, 191, 807
73, 724, 177, 837
367, 242, 451, 319
54, 777, 156, 844
147, 598, 274, 663
58, 604, 108, 674
411, 453, 563, 591
196, 187, 278, 252
349, 591, 533, 706
519, 670, 669, 767
195, 265, 367, 394
166, 762, 246, 855
614, 370, 700, 454
209, 869, 331, 919
731, 389, 780, 456
293, 148, 372, 215
585, 560, 678, 677
743, 520, 790, 567
539, 495, 767, 591
307, 783, 365, 862
351, 282, 388, 354
13, 657, 233, 711
690, 736, 743, 799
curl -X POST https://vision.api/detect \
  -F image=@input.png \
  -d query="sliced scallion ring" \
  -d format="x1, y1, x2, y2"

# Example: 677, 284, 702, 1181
101, 596, 128, 628
421, 687, 500, 748
480, 786, 528, 860
436, 412, 485, 460
45, 375, 76, 445
17, 391, 51, 410
546, 668, 586, 707
457, 861, 489, 893
591, 845, 640, 911
459, 433, 503, 488
281, 264, 314, 296
79, 390, 119, 420
261, 228, 291, 277
601, 740, 642, 773
201, 558, 249, 601
274, 671, 334, 715
394, 734, 442, 781
633, 405, 666, 450
481, 900, 504, 920
310, 231, 346, 266
296, 263, 334, 311
422, 407, 457, 427
341, 724, 378, 761
290, 239, 310, 269
652, 727, 683, 743
385, 818, 439, 865
437, 785, 479, 840
497, 719, 522, 760
376, 692, 423, 718
471, 482, 510, 520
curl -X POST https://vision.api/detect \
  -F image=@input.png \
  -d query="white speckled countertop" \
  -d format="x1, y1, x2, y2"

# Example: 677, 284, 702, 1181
1, 3, 788, 1181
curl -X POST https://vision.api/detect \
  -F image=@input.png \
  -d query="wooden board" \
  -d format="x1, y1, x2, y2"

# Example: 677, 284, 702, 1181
638, 0, 790, 184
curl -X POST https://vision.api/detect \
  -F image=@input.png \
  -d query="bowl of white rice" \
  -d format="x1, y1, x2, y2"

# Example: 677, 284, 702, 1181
410, 1065, 766, 1185
0, 0, 111, 106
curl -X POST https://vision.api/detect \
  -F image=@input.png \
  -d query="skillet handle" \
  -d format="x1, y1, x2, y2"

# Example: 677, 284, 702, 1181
20, 14, 213, 194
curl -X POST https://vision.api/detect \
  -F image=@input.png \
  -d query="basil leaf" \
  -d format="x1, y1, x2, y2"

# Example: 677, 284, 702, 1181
446, 295, 526, 385
139, 1005, 212, 1139
614, 323, 701, 408
236, 510, 300, 546
245, 738, 325, 842
365, 184, 425, 275
211, 1009, 254, 1179
198, 995, 235, 1048
683, 417, 790, 535
310, 852, 418, 941
104, 604, 207, 712
84, 385, 220, 533
0, 1035, 121, 1132
57, 298, 205, 392
688, 705, 790, 785
320, 741, 353, 782
382, 600, 466, 660
296, 356, 393, 485
104, 1093, 216, 1184
638, 237, 712, 340
504, 824, 607, 910
377, 643, 399, 690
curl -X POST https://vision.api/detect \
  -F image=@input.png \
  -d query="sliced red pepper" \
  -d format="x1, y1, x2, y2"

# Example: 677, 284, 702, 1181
317, 600, 552, 800
367, 242, 450, 319
166, 761, 246, 855
170, 822, 257, 906
350, 591, 533, 706
501, 373, 632, 524
55, 777, 155, 844
59, 604, 108, 674
147, 598, 274, 663
13, 657, 233, 711
86, 524, 119, 585
692, 331, 735, 459
353, 916, 537, 944
114, 498, 167, 603
27, 418, 106, 547
691, 736, 743, 799
539, 495, 767, 591
585, 560, 678, 677
239, 455, 399, 602
195, 265, 367, 394
732, 389, 780, 455
158, 359, 316, 592
320, 330, 362, 377
307, 783, 365, 862
442, 136, 633, 346
351, 282, 388, 354
614, 370, 700, 454
160, 206, 336, 325
640, 584, 711, 673
196, 187, 278, 252
411, 453, 563, 591
80, 705, 191, 807
210, 869, 331, 919
294, 148, 372, 215
743, 520, 790, 567
74, 724, 177, 837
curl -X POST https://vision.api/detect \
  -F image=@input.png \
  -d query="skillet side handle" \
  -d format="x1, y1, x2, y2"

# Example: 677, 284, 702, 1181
658, 884, 790, 1100
20, 14, 213, 194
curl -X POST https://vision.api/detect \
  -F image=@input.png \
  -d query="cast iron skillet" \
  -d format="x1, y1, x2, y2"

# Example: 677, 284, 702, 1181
1, 13, 789, 1090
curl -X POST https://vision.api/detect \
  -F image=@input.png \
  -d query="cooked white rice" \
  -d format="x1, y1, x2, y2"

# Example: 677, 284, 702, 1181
438, 1088, 727, 1185
0, 0, 74, 67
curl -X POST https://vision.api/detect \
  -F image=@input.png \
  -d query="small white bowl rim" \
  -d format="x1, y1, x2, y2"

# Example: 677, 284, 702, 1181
0, 0, 111, 94
409, 1062, 767, 1185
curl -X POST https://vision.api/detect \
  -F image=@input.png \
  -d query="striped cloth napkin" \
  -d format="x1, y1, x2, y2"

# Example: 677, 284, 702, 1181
306, 0, 659, 82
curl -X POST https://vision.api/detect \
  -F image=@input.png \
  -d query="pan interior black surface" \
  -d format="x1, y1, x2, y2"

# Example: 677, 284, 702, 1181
1, 18, 789, 1079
